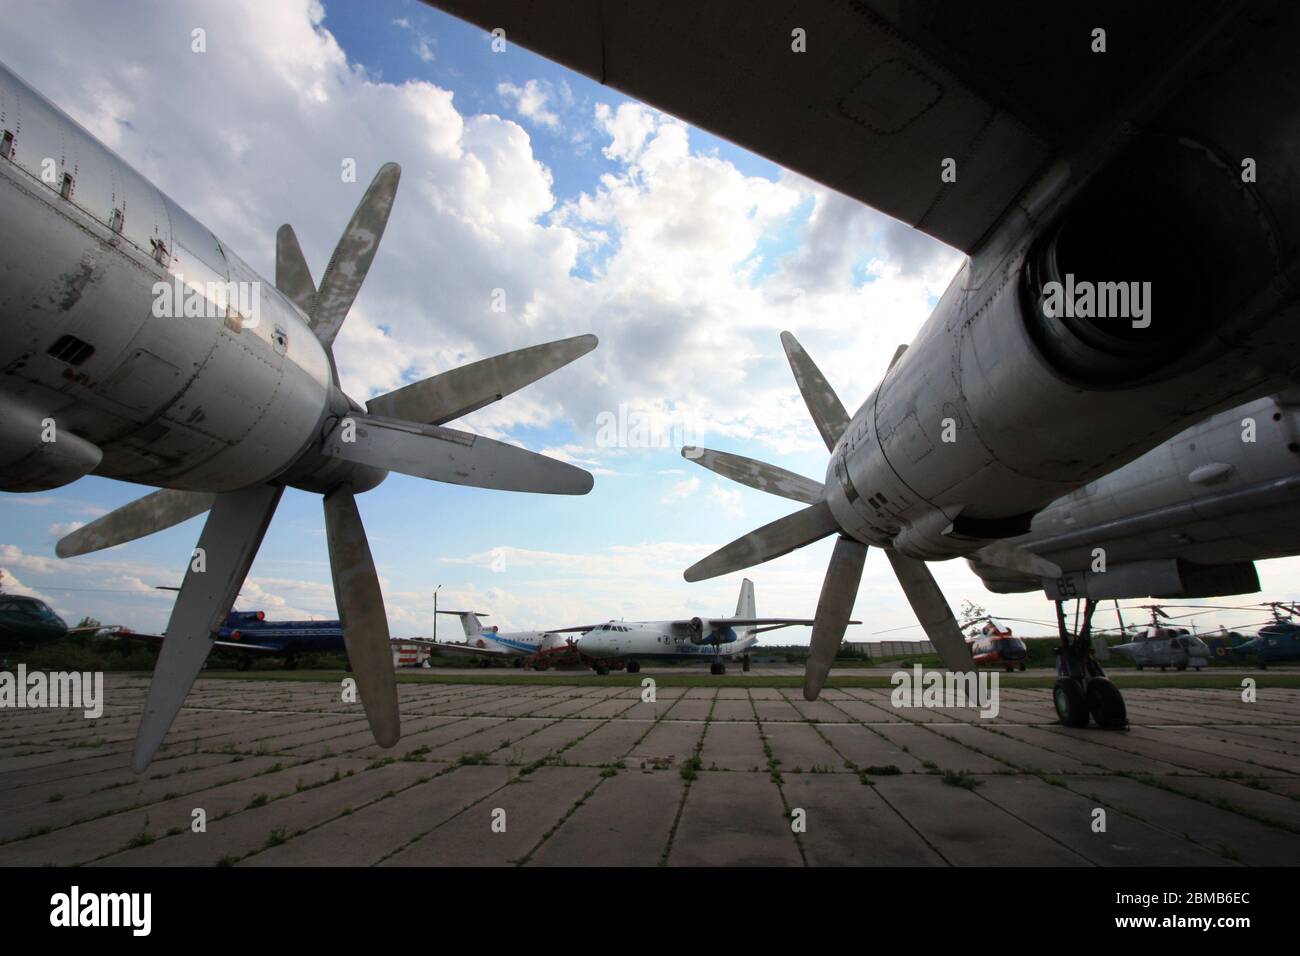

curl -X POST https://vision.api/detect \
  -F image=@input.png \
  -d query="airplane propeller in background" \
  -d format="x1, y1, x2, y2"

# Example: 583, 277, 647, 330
682, 332, 1059, 703
55, 163, 598, 771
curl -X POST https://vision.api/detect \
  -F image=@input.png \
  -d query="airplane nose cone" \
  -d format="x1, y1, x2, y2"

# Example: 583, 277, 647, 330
579, 632, 609, 656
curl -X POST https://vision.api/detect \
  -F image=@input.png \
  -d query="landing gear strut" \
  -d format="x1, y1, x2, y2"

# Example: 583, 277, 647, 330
709, 643, 726, 676
1053, 598, 1127, 730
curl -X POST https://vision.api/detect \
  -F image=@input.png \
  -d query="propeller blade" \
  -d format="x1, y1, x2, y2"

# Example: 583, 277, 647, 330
132, 484, 282, 772
681, 446, 824, 504
311, 162, 401, 348
805, 536, 868, 700
684, 499, 840, 582
57, 489, 216, 558
323, 487, 401, 748
972, 540, 1062, 579
275, 224, 316, 314
884, 550, 974, 671
780, 331, 849, 452
323, 414, 594, 495
366, 334, 598, 425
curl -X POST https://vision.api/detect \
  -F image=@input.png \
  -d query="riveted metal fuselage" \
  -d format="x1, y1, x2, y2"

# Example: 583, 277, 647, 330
0, 59, 379, 496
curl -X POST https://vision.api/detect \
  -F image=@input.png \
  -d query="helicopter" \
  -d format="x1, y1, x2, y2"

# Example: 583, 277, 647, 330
1110, 605, 1212, 672
1227, 602, 1300, 668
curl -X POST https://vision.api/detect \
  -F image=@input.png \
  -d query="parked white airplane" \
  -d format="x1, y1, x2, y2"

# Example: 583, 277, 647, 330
418, 611, 576, 668
569, 579, 844, 676
0, 60, 598, 770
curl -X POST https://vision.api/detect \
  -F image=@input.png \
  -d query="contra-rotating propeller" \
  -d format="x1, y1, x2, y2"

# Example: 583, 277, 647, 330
681, 332, 1059, 702
57, 163, 598, 770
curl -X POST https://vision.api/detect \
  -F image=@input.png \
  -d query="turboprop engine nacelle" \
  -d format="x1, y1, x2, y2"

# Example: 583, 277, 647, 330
823, 131, 1291, 565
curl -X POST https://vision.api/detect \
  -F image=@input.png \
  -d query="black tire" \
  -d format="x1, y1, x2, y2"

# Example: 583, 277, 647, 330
1086, 678, 1128, 729
283, 656, 297, 671
742, 657, 751, 673
626, 660, 640, 673
710, 662, 725, 676
236, 656, 252, 672
1018, 662, 1026, 672
1053, 678, 1089, 728
594, 665, 609, 676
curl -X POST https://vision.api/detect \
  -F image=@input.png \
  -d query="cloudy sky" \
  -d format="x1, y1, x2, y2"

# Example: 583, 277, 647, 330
1, 0, 1296, 641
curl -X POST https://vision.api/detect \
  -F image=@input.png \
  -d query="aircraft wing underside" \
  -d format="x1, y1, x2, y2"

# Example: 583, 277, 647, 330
119, 632, 281, 653
424, 0, 1233, 253
407, 639, 517, 657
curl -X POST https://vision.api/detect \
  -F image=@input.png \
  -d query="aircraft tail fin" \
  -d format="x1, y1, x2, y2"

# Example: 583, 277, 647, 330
436, 610, 485, 639
735, 578, 756, 631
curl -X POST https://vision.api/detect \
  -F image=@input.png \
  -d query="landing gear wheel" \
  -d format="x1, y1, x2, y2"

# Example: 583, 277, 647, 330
236, 656, 252, 672
594, 664, 609, 676
512, 658, 523, 668
626, 660, 640, 674
1086, 678, 1128, 729
710, 662, 725, 676
1053, 678, 1089, 728
283, 655, 297, 671
742, 655, 751, 673
1018, 662, 1026, 672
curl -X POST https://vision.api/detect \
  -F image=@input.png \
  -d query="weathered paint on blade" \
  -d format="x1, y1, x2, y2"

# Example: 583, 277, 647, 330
366, 334, 598, 425
684, 499, 840, 582
323, 415, 594, 495
323, 487, 400, 749
681, 446, 823, 504
885, 549, 974, 671
780, 331, 850, 452
804, 535, 868, 701
132, 484, 282, 772
311, 162, 401, 348
57, 488, 216, 558
275, 223, 316, 315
